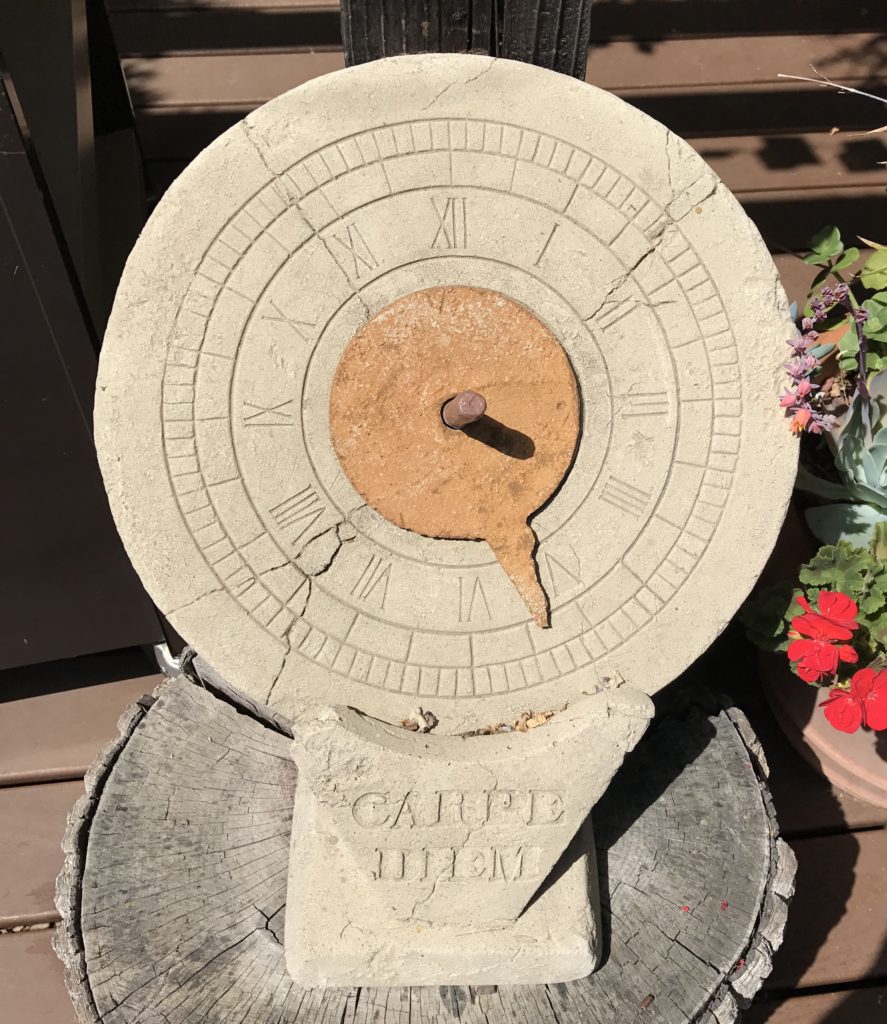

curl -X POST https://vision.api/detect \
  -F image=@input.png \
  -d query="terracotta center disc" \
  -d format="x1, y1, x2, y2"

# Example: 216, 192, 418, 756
329, 285, 580, 625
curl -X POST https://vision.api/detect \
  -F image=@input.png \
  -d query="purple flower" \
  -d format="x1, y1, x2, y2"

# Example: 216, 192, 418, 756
836, 283, 850, 300
854, 307, 870, 325
821, 286, 836, 306
811, 299, 826, 321
803, 330, 820, 345
784, 354, 817, 380
802, 316, 816, 331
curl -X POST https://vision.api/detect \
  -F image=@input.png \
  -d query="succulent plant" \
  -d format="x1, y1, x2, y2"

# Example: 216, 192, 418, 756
799, 368, 887, 545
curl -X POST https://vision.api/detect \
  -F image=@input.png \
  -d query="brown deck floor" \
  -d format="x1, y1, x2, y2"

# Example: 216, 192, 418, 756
0, 634, 885, 1023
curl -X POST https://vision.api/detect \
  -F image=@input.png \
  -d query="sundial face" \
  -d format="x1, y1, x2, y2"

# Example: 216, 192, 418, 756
96, 54, 797, 733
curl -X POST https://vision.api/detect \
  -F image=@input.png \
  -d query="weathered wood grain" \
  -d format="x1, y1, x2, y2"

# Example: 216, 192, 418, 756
55, 673, 792, 1023
340, 1, 593, 79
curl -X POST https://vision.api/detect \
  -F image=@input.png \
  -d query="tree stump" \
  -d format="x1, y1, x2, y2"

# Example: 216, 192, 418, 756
54, 667, 794, 1024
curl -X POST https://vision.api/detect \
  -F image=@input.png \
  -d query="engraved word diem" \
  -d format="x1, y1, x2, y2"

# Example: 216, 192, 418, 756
372, 845, 543, 883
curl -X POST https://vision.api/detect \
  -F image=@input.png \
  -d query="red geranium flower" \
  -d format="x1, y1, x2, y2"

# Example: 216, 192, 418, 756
791, 592, 859, 641
788, 636, 858, 682
820, 668, 887, 733
787, 591, 860, 683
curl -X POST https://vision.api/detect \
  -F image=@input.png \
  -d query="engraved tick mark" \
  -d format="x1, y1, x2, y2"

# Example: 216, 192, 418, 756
534, 223, 559, 266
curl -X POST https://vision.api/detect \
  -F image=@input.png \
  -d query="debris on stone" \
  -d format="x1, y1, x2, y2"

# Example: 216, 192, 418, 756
400, 707, 438, 733
461, 709, 556, 737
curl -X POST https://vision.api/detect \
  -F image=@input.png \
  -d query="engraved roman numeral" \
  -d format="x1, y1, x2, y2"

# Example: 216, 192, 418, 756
242, 399, 294, 427
330, 223, 378, 279
430, 196, 468, 249
269, 485, 324, 541
534, 223, 559, 266
622, 384, 669, 418
262, 299, 316, 341
600, 476, 651, 517
542, 550, 582, 599
352, 554, 391, 609
458, 575, 491, 622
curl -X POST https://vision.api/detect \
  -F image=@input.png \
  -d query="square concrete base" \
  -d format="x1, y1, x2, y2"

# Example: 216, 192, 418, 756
284, 779, 601, 987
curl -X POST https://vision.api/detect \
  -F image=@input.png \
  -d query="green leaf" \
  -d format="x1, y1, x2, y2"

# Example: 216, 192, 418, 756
799, 541, 872, 596
861, 250, 887, 290
837, 324, 859, 354
866, 324, 887, 343
795, 464, 853, 502
834, 246, 861, 270
840, 356, 859, 371
860, 582, 887, 616
739, 582, 797, 652
867, 352, 886, 371
809, 225, 843, 258
805, 503, 887, 548
809, 342, 837, 360
803, 252, 831, 266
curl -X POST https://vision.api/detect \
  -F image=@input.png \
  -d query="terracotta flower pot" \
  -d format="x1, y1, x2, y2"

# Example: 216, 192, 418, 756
757, 502, 887, 807
759, 650, 887, 808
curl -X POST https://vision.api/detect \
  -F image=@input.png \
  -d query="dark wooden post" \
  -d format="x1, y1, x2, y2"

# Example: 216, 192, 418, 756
341, 0, 594, 80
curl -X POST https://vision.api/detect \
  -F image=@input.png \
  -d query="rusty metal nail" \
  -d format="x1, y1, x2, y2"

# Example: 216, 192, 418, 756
442, 391, 487, 429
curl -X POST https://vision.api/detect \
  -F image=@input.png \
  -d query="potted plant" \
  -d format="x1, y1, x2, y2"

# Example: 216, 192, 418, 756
742, 229, 887, 806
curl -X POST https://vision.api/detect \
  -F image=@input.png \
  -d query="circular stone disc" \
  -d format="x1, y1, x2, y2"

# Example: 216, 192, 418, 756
329, 285, 580, 626
95, 54, 797, 733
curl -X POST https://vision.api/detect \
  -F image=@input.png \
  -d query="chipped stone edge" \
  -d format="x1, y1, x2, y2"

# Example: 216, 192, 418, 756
694, 700, 797, 1024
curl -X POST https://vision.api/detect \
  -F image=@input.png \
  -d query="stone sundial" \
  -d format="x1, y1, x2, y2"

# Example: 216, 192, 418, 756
95, 54, 797, 987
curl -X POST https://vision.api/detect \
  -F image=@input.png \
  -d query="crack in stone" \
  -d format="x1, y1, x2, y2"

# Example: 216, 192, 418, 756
167, 588, 223, 617
294, 524, 345, 577
420, 59, 497, 112
241, 120, 277, 178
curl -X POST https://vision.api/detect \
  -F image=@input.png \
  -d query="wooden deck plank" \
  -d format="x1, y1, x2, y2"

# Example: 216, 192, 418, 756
0, 781, 83, 927
0, 652, 161, 785
0, 929, 75, 1024
745, 985, 887, 1023
106, 0, 881, 37
587, 33, 880, 92
767, 829, 887, 991
120, 33, 883, 107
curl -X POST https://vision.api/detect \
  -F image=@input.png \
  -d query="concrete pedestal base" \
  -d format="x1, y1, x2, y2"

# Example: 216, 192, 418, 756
286, 780, 601, 986
284, 689, 653, 986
